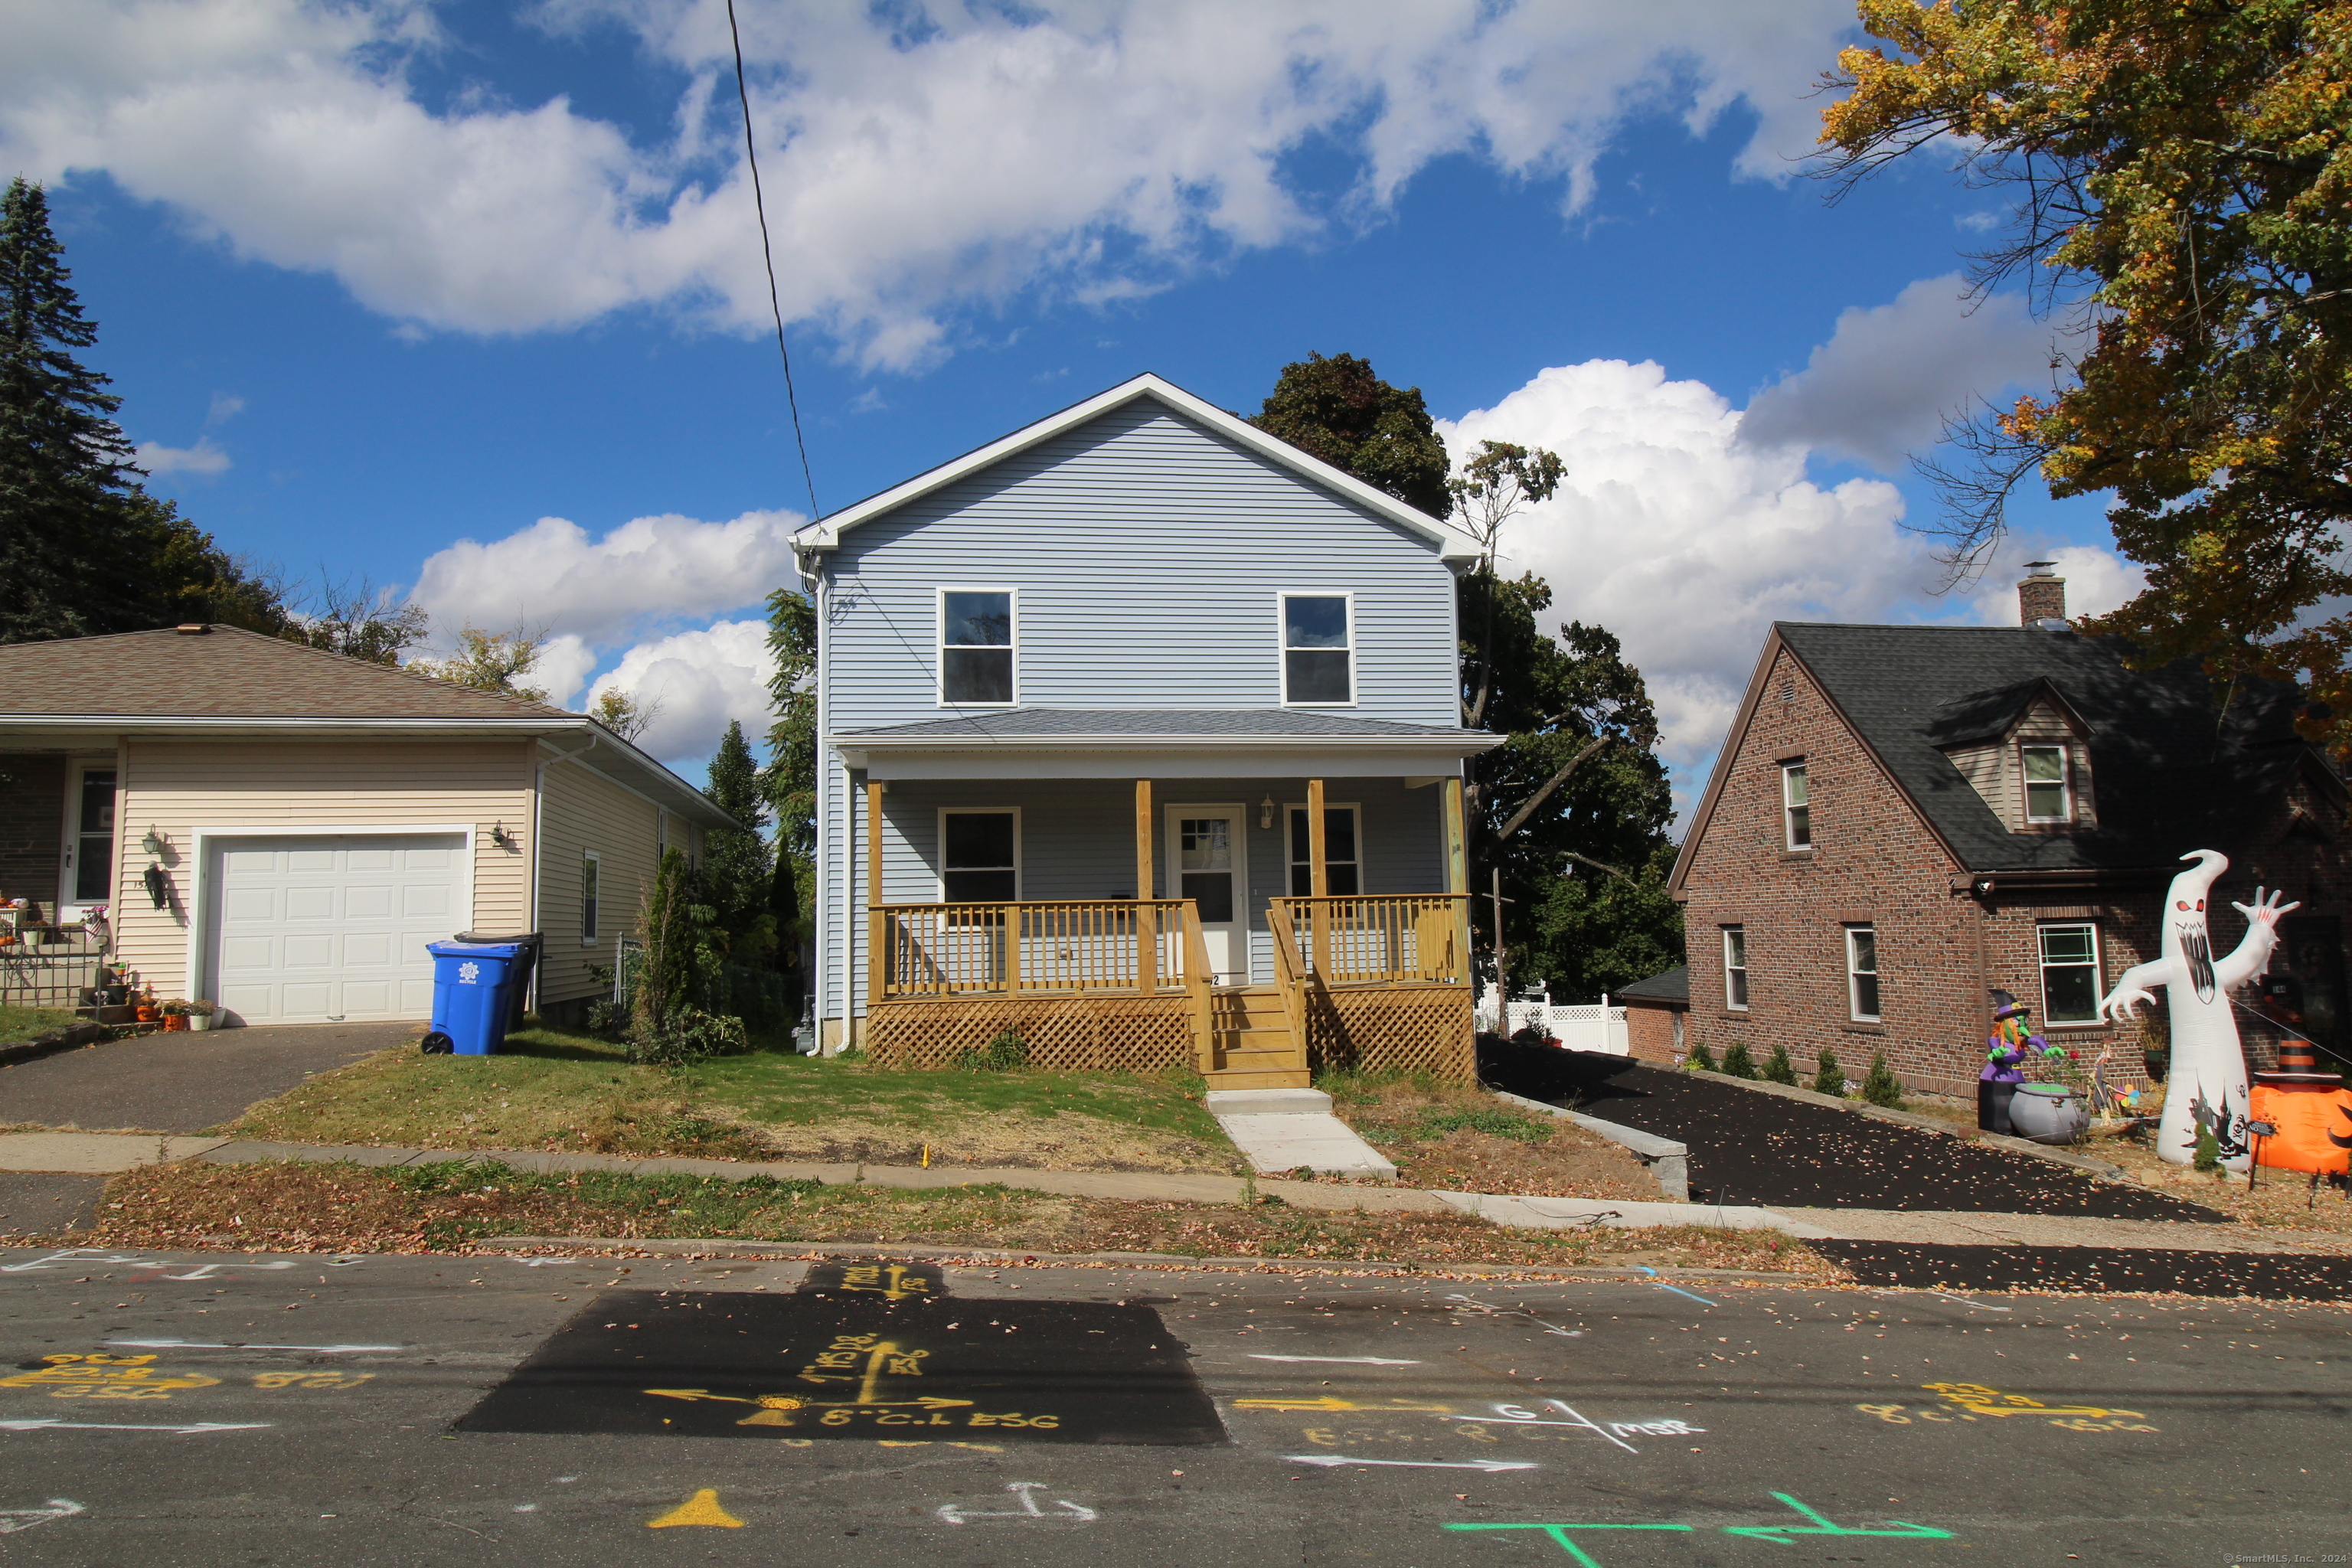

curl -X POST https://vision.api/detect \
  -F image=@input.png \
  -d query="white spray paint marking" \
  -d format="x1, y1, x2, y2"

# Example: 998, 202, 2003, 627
0, 1500, 83, 1534
105, 1340, 403, 1354
1248, 1354, 1422, 1366
936, 1481, 1098, 1524
1476, 1400, 1641, 1454
1444, 1294, 1584, 1336
0, 1249, 163, 1273
1283, 1455, 1538, 1472
503, 1256, 580, 1268
0, 1419, 272, 1435
139, 1262, 299, 1280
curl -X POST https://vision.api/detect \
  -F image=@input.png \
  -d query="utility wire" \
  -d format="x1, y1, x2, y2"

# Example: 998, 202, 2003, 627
725, 0, 819, 519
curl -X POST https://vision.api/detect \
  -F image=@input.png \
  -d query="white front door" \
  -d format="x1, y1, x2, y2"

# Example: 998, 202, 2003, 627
207, 834, 466, 1024
1168, 805, 1249, 985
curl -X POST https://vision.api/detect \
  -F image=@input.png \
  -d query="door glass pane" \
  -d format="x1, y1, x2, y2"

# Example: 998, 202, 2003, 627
1181, 871, 1234, 923
74, 769, 116, 903
1179, 818, 1232, 871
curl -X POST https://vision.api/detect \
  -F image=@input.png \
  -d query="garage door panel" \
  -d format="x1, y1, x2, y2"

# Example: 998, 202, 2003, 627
208, 833, 466, 1024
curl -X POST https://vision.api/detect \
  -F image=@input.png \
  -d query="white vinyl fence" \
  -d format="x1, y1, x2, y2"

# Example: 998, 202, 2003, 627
1477, 991, 1629, 1055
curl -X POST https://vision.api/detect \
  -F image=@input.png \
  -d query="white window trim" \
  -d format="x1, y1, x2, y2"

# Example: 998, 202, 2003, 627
1845, 924, 1881, 1023
1782, 762, 1811, 851
1722, 927, 1749, 1011
581, 849, 601, 946
2038, 920, 2105, 1027
1282, 800, 1364, 895
936, 585, 1020, 709
2020, 743, 2073, 824
936, 806, 1023, 902
1277, 590, 1358, 707
57, 756, 119, 920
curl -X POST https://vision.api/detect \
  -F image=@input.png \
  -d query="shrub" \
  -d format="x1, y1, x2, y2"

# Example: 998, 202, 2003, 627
628, 1005, 750, 1067
2193, 1126, 2221, 1171
1812, 1048, 1847, 1099
1686, 1040, 1718, 1072
1719, 1040, 1759, 1080
583, 999, 626, 1039
956, 1031, 1029, 1072
1860, 1051, 1905, 1109
1761, 1043, 1798, 1085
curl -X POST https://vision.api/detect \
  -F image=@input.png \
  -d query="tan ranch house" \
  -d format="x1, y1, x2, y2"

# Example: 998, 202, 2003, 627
0, 625, 736, 1027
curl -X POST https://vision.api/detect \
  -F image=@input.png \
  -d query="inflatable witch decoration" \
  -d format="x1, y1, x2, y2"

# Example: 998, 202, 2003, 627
2101, 850, 2298, 1171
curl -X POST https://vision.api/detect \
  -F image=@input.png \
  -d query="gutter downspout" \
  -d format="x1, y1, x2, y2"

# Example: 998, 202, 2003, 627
534, 730, 600, 1014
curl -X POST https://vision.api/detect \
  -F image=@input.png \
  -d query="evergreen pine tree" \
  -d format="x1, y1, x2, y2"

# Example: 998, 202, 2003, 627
1812, 1048, 1847, 1099
1860, 1051, 1905, 1109
1719, 1039, 1759, 1080
1762, 1042, 1798, 1085
0, 177, 141, 641
702, 720, 777, 967
1686, 1040, 1717, 1072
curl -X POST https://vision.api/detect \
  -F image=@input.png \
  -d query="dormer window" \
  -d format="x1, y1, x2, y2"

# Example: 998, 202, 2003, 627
2022, 744, 2070, 822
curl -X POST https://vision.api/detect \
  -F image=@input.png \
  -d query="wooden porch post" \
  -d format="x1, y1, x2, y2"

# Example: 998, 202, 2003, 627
1134, 779, 1158, 992
1306, 776, 1330, 975
865, 779, 884, 1008
1444, 776, 1471, 983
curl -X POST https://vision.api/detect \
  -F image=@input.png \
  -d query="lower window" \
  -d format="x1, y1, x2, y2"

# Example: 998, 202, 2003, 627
1285, 805, 1361, 896
2039, 923, 2102, 1024
1846, 926, 1880, 1021
580, 851, 600, 945
940, 810, 1018, 905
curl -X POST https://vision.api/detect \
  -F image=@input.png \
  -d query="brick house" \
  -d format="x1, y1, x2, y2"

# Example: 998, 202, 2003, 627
1666, 567, 2351, 1099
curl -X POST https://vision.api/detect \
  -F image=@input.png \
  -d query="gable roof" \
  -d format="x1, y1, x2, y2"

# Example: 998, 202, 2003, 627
1616, 964, 1688, 1005
1674, 621, 2333, 886
792, 372, 1483, 564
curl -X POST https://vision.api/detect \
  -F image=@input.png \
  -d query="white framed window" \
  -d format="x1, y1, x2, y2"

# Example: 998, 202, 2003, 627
1723, 927, 1749, 1011
2021, 743, 2071, 822
2039, 922, 2103, 1024
1845, 925, 1880, 1021
580, 851, 601, 946
1782, 763, 1811, 850
939, 588, 1016, 706
1279, 592, 1354, 705
1284, 804, 1361, 896
60, 762, 118, 912
938, 808, 1020, 904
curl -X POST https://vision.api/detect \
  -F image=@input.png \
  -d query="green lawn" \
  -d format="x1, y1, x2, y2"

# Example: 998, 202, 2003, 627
0, 1004, 81, 1046
222, 1023, 1240, 1172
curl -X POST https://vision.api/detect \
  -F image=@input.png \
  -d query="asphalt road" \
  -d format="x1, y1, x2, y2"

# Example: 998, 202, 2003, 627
0, 1244, 2344, 1566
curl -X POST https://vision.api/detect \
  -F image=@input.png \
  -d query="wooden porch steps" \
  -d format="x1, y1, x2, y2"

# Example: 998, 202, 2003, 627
1202, 984, 1309, 1089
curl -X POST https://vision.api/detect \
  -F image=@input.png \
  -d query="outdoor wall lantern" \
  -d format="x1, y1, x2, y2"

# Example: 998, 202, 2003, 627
492, 821, 518, 851
140, 825, 167, 858
1259, 795, 1275, 830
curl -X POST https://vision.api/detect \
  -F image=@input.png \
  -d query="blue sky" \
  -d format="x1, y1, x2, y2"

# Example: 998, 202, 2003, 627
8, 1, 2128, 803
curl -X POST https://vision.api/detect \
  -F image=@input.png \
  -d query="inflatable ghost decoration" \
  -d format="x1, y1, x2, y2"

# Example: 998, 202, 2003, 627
2101, 850, 2298, 1170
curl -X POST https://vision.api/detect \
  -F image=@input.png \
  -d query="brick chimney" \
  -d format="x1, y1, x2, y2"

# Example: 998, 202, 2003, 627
2018, 561, 2066, 625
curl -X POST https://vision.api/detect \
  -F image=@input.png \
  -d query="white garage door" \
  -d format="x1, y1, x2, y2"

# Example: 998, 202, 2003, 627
208, 834, 466, 1024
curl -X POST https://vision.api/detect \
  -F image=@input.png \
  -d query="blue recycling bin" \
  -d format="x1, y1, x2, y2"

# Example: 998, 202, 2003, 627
424, 940, 531, 1056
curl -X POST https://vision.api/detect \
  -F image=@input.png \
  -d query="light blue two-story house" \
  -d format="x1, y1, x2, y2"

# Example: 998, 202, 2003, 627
791, 374, 1500, 1086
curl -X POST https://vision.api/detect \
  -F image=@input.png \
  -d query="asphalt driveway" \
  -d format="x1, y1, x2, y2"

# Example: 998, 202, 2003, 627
0, 1018, 409, 1135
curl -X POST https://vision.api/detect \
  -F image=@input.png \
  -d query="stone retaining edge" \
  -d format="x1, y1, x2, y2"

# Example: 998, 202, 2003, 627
1488, 1087, 1692, 1201
0, 1022, 109, 1070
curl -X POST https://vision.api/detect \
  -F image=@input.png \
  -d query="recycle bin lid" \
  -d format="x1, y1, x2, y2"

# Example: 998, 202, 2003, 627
426, 939, 531, 957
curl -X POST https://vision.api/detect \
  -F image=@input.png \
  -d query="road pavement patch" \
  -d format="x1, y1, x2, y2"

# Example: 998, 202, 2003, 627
1811, 1239, 2352, 1301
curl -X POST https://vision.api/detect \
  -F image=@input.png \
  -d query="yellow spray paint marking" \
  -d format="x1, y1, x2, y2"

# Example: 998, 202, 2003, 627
253, 1372, 374, 1390
1921, 1382, 2147, 1421
645, 1490, 743, 1530
1234, 1396, 1455, 1415
0, 1355, 220, 1401
836, 1264, 933, 1302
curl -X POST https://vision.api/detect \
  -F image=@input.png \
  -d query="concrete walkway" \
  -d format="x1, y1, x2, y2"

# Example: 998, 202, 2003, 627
1203, 1087, 1397, 1178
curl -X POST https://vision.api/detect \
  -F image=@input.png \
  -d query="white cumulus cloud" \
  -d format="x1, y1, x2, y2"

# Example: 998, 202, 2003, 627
410, 508, 802, 649
1967, 544, 2147, 626
1740, 276, 2053, 473
1442, 358, 1926, 780
3, 0, 1857, 364
133, 436, 231, 475
585, 618, 776, 768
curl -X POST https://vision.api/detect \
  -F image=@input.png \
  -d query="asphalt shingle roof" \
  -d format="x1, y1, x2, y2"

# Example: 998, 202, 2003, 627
1777, 622, 2323, 873
1616, 964, 1688, 1004
0, 626, 576, 722
836, 707, 1485, 740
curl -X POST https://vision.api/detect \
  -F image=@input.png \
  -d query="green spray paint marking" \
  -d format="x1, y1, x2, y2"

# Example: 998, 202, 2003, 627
1444, 1493, 1955, 1563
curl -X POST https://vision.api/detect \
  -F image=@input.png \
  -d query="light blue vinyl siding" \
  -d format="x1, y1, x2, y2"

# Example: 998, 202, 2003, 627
841, 776, 1445, 1014
822, 402, 1459, 728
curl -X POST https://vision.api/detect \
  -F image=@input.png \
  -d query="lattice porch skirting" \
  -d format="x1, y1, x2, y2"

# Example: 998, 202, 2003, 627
1305, 983, 1475, 1080
864, 993, 1197, 1074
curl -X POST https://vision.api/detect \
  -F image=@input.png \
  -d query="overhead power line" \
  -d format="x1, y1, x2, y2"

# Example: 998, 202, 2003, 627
725, 0, 819, 519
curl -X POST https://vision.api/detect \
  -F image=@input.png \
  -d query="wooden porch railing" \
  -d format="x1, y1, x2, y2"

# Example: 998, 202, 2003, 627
1272, 894, 1469, 985
1263, 900, 1309, 1055
874, 899, 1206, 1000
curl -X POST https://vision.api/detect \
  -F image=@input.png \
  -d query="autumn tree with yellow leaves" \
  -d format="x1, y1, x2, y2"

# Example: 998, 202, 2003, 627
1819, 1, 2352, 746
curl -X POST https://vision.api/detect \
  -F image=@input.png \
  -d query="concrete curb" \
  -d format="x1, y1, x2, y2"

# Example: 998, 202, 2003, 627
1427, 1189, 1836, 1240
1489, 1087, 1690, 1200
474, 1233, 1825, 1282
1648, 1062, 2132, 1182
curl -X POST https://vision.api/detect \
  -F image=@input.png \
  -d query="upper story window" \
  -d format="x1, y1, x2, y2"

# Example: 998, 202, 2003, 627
1782, 763, 1811, 851
1281, 593, 1353, 705
940, 590, 1015, 706
1723, 927, 1749, 1010
2021, 743, 2071, 822
1846, 925, 1881, 1021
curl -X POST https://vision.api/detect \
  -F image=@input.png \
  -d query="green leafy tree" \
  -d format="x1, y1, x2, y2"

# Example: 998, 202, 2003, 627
1249, 351, 1452, 518
588, 686, 660, 741
702, 720, 778, 969
1818, 1, 2352, 751
1452, 440, 1566, 731
760, 587, 818, 1023
410, 624, 549, 700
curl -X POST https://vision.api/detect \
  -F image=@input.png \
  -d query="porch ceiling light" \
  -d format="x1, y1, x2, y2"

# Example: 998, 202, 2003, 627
1259, 795, 1274, 830
139, 825, 166, 858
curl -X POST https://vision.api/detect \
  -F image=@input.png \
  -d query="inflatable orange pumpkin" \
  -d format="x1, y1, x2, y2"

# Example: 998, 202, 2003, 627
2249, 1038, 2352, 1175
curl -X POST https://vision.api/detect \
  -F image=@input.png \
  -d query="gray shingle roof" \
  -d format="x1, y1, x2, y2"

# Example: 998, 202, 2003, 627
0, 625, 577, 721
1778, 622, 2327, 872
1617, 964, 1688, 1004
836, 707, 1487, 741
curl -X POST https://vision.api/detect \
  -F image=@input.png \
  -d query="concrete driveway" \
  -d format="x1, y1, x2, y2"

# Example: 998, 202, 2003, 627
0, 1019, 411, 1234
